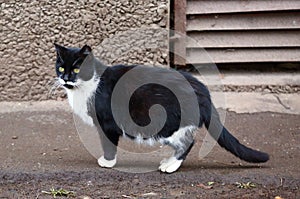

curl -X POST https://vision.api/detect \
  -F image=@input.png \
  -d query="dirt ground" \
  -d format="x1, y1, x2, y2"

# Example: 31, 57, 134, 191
0, 102, 299, 198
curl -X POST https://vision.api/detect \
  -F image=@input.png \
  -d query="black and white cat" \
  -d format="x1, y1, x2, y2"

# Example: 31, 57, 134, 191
54, 44, 269, 173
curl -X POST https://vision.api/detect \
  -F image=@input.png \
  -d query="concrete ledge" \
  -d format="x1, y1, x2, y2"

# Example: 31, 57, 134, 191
0, 100, 70, 113
0, 92, 299, 115
212, 92, 300, 115
194, 72, 300, 86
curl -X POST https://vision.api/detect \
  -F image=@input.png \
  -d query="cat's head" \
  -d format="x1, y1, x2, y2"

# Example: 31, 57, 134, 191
54, 44, 93, 89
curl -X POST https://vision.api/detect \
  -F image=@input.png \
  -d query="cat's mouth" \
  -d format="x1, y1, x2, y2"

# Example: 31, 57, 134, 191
63, 84, 74, 89
58, 78, 77, 89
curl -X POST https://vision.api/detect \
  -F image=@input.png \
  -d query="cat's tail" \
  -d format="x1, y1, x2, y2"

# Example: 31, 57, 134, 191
204, 106, 269, 163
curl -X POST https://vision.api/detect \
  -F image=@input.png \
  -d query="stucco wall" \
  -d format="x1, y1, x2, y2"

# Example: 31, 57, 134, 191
0, 0, 168, 101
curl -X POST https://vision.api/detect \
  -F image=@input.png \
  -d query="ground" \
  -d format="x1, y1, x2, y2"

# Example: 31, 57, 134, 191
0, 101, 299, 198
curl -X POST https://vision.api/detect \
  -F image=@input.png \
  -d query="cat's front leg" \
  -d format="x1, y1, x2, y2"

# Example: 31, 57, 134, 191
97, 130, 119, 168
98, 156, 117, 168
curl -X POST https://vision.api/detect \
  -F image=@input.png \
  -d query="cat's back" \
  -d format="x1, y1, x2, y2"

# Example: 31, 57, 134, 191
97, 64, 210, 99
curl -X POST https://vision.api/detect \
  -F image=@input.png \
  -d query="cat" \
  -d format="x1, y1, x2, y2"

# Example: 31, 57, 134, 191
54, 44, 269, 173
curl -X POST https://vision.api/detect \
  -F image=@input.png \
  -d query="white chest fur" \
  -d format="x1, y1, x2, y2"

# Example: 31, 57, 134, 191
66, 78, 99, 126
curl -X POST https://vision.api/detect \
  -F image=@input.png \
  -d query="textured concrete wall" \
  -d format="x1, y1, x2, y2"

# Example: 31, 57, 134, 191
0, 0, 168, 101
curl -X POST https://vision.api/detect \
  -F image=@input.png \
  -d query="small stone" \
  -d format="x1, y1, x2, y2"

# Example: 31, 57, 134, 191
79, 196, 92, 199
275, 196, 283, 199
157, 4, 167, 15
12, 136, 18, 139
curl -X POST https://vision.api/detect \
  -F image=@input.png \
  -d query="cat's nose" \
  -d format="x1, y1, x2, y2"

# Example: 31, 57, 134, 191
62, 74, 70, 81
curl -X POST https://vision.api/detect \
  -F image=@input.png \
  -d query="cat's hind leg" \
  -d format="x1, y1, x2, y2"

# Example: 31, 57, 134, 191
159, 126, 196, 173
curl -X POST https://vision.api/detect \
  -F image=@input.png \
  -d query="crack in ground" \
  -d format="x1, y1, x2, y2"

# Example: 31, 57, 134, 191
274, 95, 291, 110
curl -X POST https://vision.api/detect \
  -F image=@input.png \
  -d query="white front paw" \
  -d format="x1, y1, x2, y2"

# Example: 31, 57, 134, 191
97, 156, 117, 168
159, 157, 183, 173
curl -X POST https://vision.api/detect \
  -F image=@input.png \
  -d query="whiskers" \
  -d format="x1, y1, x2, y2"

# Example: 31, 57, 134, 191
47, 78, 64, 99
72, 82, 81, 89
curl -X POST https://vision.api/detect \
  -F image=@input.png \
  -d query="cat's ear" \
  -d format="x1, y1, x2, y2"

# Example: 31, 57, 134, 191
54, 43, 67, 58
54, 43, 66, 52
79, 45, 92, 56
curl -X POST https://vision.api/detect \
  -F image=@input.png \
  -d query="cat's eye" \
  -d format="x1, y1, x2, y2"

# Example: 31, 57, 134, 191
73, 68, 80, 74
58, 67, 64, 72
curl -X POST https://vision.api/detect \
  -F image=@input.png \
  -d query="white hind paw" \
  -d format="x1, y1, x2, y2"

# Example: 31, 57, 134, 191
159, 157, 183, 173
97, 156, 116, 168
